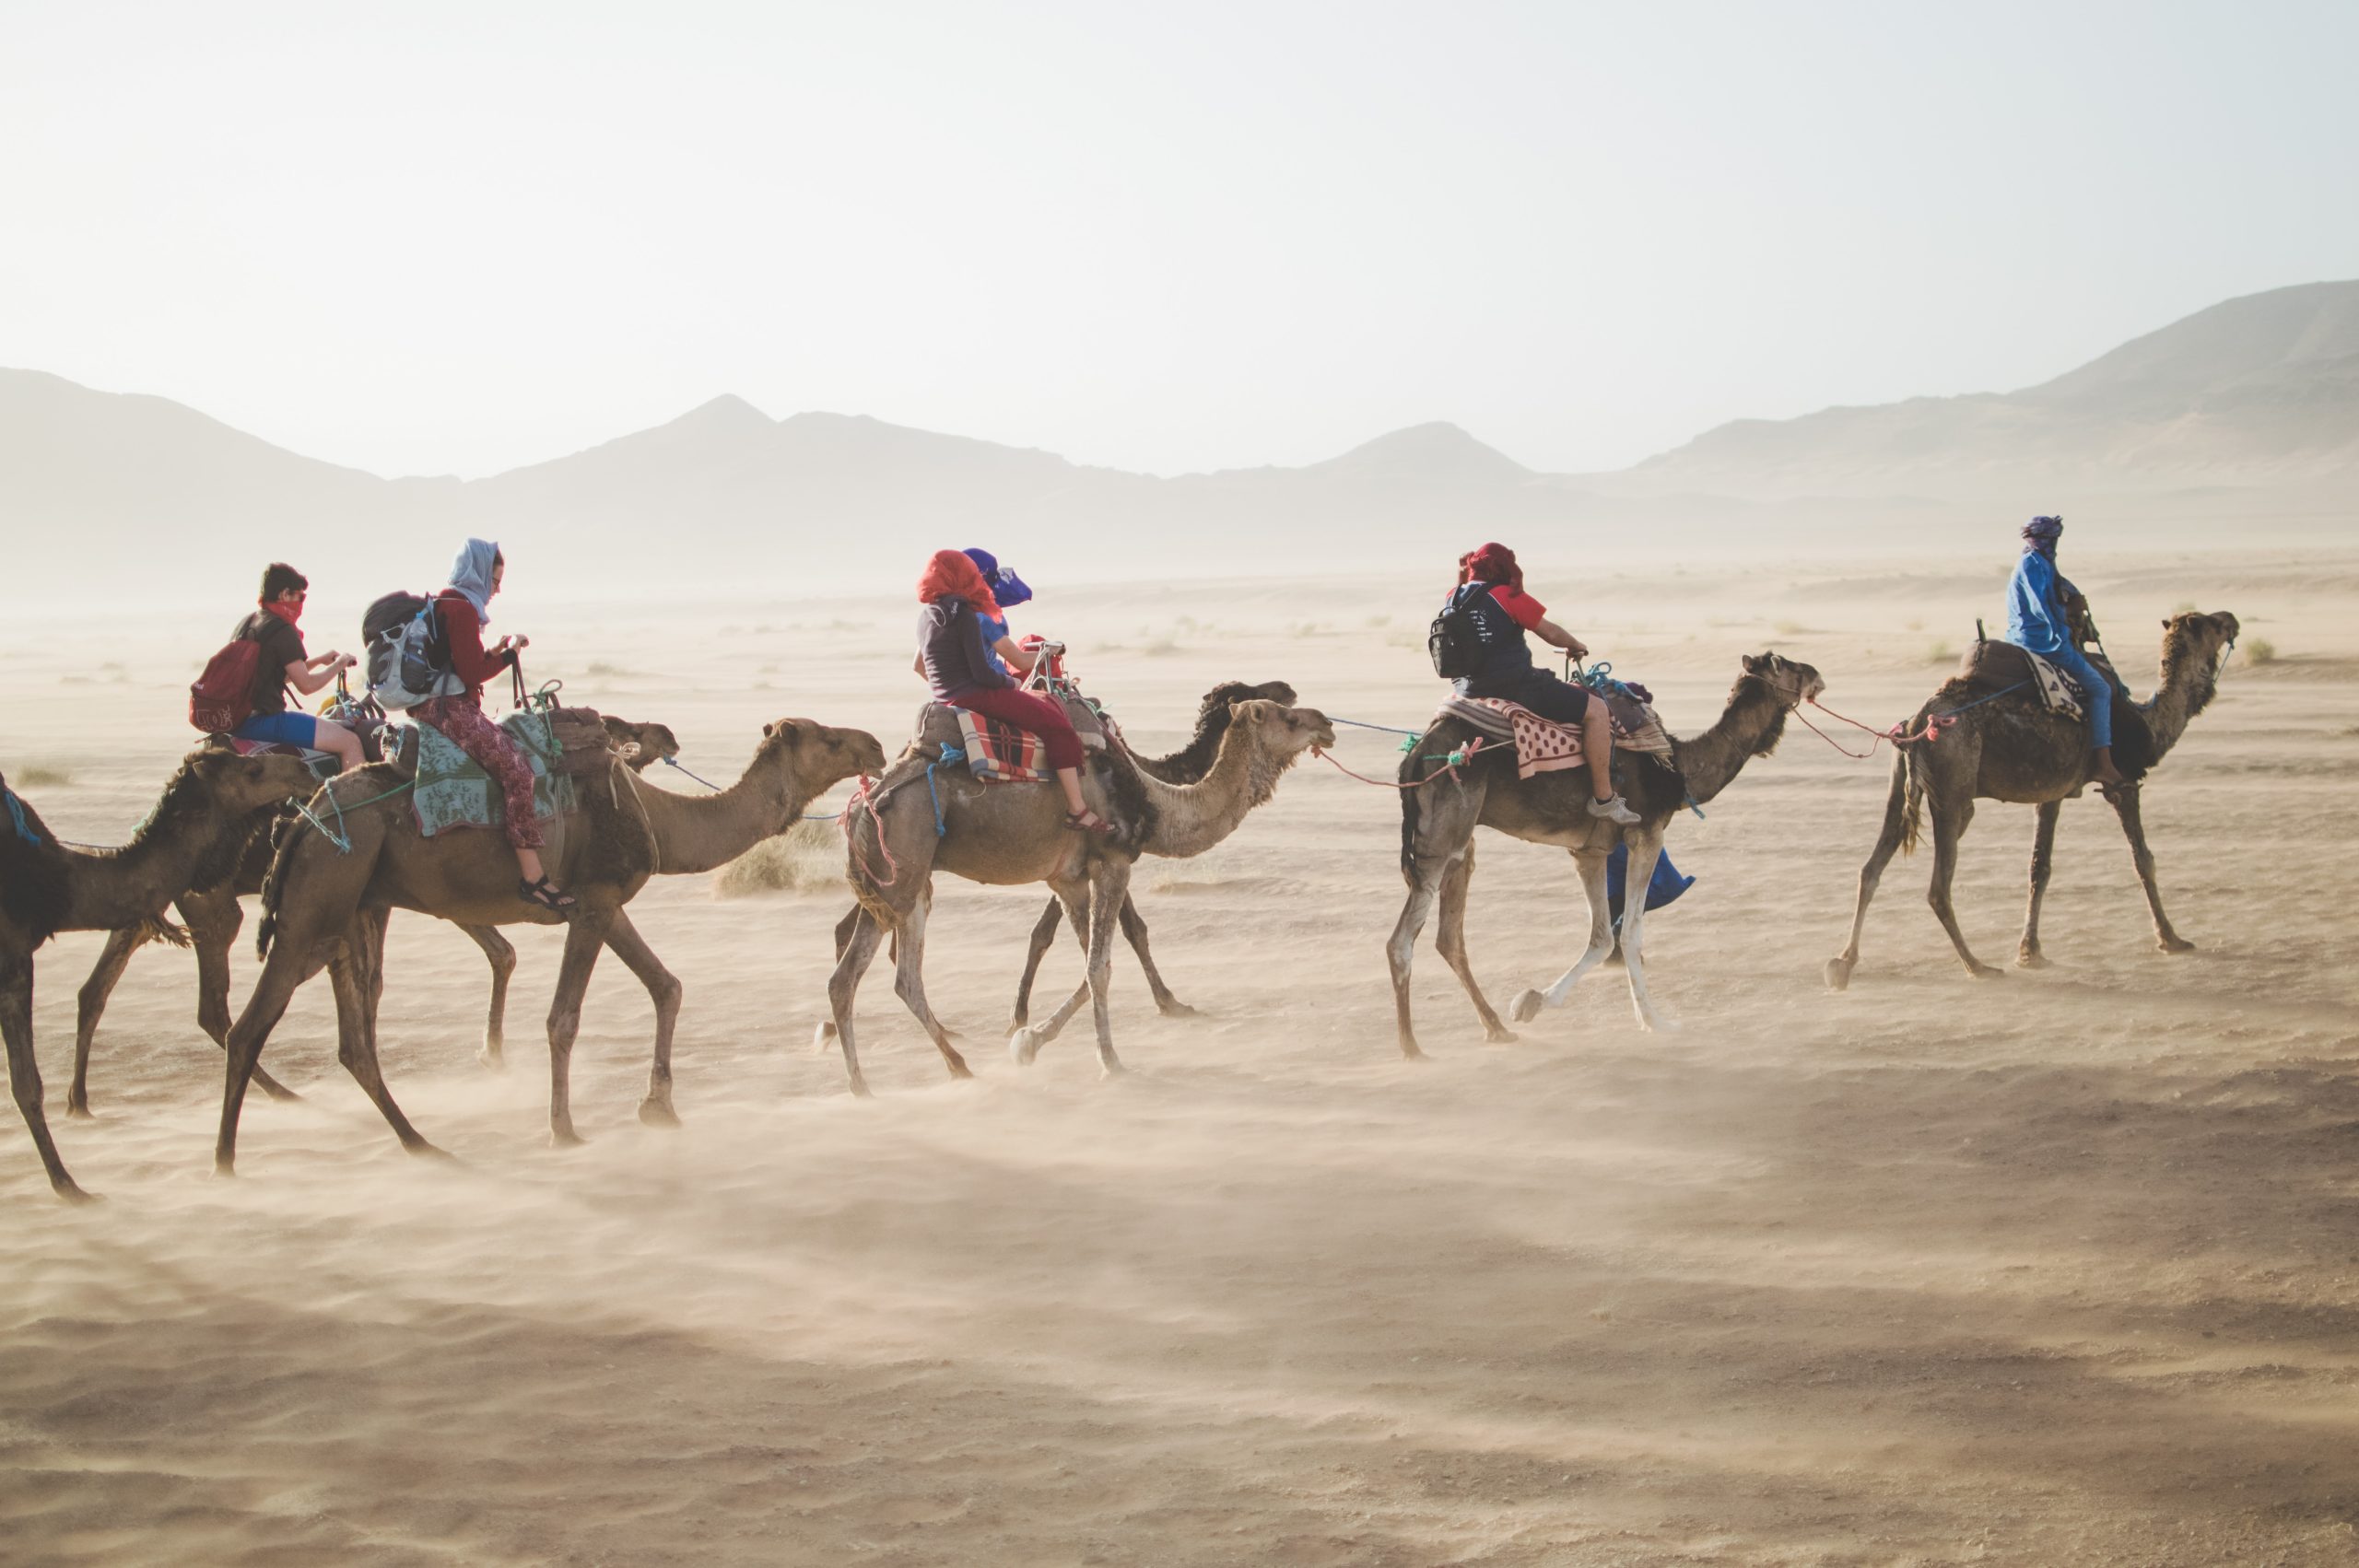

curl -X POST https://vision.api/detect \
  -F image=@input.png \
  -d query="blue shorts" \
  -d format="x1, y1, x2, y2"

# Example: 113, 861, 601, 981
233, 710, 320, 747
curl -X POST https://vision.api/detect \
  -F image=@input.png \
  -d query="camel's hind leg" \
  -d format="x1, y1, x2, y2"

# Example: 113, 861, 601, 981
1511, 848, 1614, 1024
826, 904, 889, 1097
598, 909, 687, 1126
544, 907, 617, 1145
464, 923, 517, 1070
185, 889, 299, 1106
67, 928, 139, 1119
1080, 860, 1132, 1077
1925, 794, 2001, 978
1431, 842, 1515, 1043
1617, 831, 1679, 1032
2107, 785, 2194, 953
1008, 897, 1065, 1032
2017, 799, 2062, 967
888, 886, 974, 1082
1118, 895, 1195, 1018
4, 952, 91, 1201
325, 916, 440, 1157
1825, 754, 1912, 991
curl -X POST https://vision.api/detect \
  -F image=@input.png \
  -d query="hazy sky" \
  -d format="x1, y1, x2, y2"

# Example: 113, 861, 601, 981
5, 1, 2353, 480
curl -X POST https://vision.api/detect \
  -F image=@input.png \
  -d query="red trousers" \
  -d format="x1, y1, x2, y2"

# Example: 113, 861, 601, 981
417, 696, 544, 849
950, 686, 1084, 770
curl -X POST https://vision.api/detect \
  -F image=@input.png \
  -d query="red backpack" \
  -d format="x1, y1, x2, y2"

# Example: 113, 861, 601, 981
188, 636, 264, 733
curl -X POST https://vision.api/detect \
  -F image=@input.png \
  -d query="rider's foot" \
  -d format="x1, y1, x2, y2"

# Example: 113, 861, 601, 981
1064, 808, 1116, 837
519, 877, 579, 914
1588, 792, 1642, 825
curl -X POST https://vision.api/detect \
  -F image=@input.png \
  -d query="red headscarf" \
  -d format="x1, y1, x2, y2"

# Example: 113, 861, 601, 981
1458, 543, 1522, 591
917, 548, 1001, 616
261, 597, 303, 627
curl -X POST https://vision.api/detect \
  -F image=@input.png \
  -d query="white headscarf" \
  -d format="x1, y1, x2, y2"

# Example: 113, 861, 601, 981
447, 538, 499, 623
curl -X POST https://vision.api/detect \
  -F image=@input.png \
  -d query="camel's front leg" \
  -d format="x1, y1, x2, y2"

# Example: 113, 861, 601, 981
812, 904, 866, 1055
2017, 799, 2062, 967
1118, 895, 1196, 1018
1011, 882, 1093, 1065
1617, 832, 1680, 1033
216, 936, 318, 1176
599, 909, 687, 1125
1082, 860, 1132, 1077
1008, 896, 1065, 1032
1432, 841, 1514, 1042
327, 916, 440, 1158
545, 907, 617, 1145
888, 885, 973, 1081
67, 927, 140, 1119
464, 923, 517, 1069
1511, 848, 1614, 1024
2107, 785, 2193, 953
4, 953, 90, 1201
826, 905, 888, 1097
1826, 753, 1910, 991
1926, 796, 2001, 978
1385, 854, 1449, 1060
185, 888, 298, 1104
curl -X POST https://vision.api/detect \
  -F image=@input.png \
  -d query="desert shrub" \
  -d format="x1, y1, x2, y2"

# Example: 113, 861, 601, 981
715, 818, 843, 897
2244, 638, 2277, 667
16, 764, 72, 788
1927, 640, 1954, 665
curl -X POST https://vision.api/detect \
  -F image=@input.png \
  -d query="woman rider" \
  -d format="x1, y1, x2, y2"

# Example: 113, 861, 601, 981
1446, 542, 1640, 825
415, 539, 578, 912
2007, 514, 2128, 790
916, 549, 1111, 835
229, 562, 366, 772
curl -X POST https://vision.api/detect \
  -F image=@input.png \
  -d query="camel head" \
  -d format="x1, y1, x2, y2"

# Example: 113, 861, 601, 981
757, 718, 889, 800
188, 737, 324, 814
1740, 650, 1826, 708
1197, 678, 1299, 718
603, 715, 683, 771
1226, 698, 1337, 770
2161, 610, 2240, 681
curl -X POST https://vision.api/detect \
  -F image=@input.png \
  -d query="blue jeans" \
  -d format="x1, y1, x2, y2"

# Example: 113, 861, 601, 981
233, 710, 320, 747
2042, 645, 2117, 749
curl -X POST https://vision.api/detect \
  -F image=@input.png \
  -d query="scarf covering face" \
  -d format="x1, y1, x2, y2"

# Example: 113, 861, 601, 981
2022, 515, 2063, 556
1458, 542, 1523, 591
963, 546, 1033, 607
448, 538, 500, 623
918, 548, 1000, 616
261, 598, 303, 628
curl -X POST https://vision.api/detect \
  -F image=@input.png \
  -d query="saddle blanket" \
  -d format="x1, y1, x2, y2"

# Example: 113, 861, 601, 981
405, 710, 579, 838
1956, 638, 2088, 722
228, 738, 340, 780
2024, 649, 2085, 721
916, 697, 1118, 786
1438, 689, 1672, 781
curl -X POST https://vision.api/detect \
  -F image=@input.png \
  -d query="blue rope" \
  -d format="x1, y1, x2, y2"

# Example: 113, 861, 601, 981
1931, 680, 2029, 720
4, 788, 41, 846
922, 744, 965, 839
1329, 715, 1426, 738
659, 755, 727, 792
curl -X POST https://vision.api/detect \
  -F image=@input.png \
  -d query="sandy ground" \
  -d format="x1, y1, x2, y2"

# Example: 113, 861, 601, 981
4, 552, 2356, 1566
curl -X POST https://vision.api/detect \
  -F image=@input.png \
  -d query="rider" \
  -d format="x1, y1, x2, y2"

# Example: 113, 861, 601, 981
229, 562, 365, 772
2007, 514, 2127, 790
1447, 543, 1639, 825
962, 547, 1041, 680
916, 548, 1111, 836
414, 539, 577, 913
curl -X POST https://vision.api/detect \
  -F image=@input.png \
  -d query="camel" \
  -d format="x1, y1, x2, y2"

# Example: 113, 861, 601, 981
1389, 651, 1825, 1053
1825, 610, 2238, 989
67, 717, 685, 1113
213, 717, 885, 1175
827, 697, 1334, 1094
2, 742, 320, 1200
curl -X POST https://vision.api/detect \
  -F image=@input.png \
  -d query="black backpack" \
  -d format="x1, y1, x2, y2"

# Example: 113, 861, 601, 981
1428, 584, 1487, 679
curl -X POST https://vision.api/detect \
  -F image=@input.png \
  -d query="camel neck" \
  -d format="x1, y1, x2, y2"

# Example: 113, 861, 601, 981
1670, 678, 1792, 805
2139, 640, 2221, 759
1131, 722, 1290, 859
59, 779, 250, 931
622, 755, 800, 875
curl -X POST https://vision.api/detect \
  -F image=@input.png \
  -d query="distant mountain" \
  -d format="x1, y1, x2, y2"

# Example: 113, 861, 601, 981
4, 279, 2353, 599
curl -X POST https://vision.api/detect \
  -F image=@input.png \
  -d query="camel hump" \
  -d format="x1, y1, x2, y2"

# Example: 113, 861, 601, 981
535, 706, 623, 777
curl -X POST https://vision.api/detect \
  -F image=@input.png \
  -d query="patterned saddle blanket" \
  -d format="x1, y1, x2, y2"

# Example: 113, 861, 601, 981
1956, 640, 2107, 722
1437, 685, 1672, 781
911, 696, 1117, 786
399, 708, 597, 837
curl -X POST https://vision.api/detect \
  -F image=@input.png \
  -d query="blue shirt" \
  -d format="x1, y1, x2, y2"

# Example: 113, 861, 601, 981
976, 612, 1013, 677
2005, 549, 2078, 655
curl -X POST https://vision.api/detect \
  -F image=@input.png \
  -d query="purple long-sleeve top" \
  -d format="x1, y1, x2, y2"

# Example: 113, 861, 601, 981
917, 595, 1013, 702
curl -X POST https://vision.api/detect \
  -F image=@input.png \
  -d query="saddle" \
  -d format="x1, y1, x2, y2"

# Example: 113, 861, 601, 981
393, 706, 615, 838
1955, 638, 2109, 720
910, 695, 1116, 785
226, 738, 341, 781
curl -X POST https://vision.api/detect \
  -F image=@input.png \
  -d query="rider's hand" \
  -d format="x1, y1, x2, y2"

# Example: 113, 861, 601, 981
508, 634, 531, 652
1567, 638, 1590, 660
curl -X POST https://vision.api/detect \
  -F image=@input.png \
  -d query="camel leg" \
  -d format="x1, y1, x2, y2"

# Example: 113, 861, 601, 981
544, 907, 616, 1146
1120, 895, 1197, 1018
1825, 755, 1911, 991
597, 909, 687, 1126
825, 905, 889, 1097
1617, 831, 1679, 1033
2017, 799, 2062, 968
185, 889, 299, 1105
1512, 848, 1614, 1024
4, 953, 91, 1201
1008, 896, 1065, 1032
464, 924, 517, 1070
1926, 795, 2001, 978
1082, 860, 1132, 1077
1386, 853, 1452, 1060
888, 889, 973, 1082
1432, 842, 1515, 1043
67, 928, 139, 1119
811, 904, 865, 1054
1010, 884, 1097, 1064
2107, 785, 2194, 953
325, 917, 440, 1156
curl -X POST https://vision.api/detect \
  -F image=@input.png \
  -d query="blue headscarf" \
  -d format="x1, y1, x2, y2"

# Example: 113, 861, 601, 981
963, 547, 1033, 608
2022, 515, 2063, 556
448, 538, 499, 622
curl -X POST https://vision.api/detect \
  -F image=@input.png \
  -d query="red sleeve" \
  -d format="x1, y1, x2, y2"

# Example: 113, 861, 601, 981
1490, 584, 1548, 630
436, 593, 511, 688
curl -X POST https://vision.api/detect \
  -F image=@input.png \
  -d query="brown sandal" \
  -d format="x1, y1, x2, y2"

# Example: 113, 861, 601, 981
1064, 809, 1115, 837
519, 876, 579, 914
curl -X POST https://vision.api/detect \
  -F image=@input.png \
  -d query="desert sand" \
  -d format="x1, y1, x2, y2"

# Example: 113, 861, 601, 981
4, 550, 2356, 1565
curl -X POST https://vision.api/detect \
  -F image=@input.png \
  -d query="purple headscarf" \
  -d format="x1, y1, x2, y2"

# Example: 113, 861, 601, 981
2022, 514, 2063, 556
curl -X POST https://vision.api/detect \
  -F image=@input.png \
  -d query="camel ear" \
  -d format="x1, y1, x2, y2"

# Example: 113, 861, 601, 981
1228, 701, 1245, 720
200, 732, 235, 753
2162, 618, 2172, 629
1742, 653, 1764, 675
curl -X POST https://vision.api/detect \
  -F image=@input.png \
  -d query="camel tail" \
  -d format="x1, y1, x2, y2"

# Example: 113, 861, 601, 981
1897, 750, 1924, 857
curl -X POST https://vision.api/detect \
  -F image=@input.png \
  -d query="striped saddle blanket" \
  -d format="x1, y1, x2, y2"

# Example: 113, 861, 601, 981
1438, 687, 1672, 781
914, 698, 1119, 786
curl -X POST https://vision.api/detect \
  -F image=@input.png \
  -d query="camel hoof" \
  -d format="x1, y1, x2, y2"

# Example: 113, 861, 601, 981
258, 1081, 304, 1104
1967, 963, 2005, 980
65, 1099, 93, 1120
1010, 1027, 1046, 1066
1098, 1059, 1128, 1080
1508, 989, 1544, 1024
408, 1141, 460, 1164
638, 1099, 681, 1129
52, 1176, 100, 1204
548, 1129, 588, 1150
475, 1047, 507, 1072
2016, 951, 2049, 969
945, 1059, 974, 1081
812, 1021, 839, 1054
1485, 1027, 1520, 1045
847, 1074, 873, 1099
1823, 957, 1854, 992
2160, 937, 2196, 954
1156, 1000, 1201, 1020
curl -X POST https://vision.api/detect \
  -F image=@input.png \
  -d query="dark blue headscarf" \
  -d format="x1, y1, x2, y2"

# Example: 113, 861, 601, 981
963, 547, 1033, 607
2022, 515, 2063, 556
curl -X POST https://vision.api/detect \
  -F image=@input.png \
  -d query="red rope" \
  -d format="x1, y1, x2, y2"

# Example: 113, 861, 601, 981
1313, 737, 1484, 790
840, 774, 901, 887
1799, 698, 1958, 757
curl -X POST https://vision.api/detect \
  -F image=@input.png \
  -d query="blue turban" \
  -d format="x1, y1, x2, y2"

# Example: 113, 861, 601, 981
963, 547, 1033, 607
2022, 514, 2063, 555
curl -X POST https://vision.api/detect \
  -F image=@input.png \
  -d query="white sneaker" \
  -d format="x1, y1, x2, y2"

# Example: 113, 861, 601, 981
1588, 793, 1641, 825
